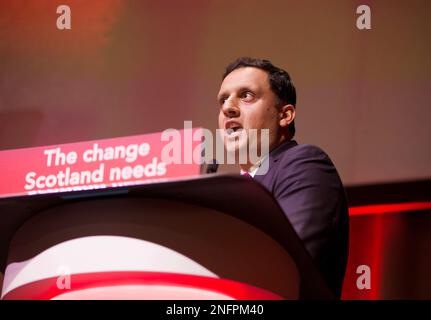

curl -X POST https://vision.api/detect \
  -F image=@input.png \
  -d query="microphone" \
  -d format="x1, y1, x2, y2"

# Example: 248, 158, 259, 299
206, 159, 219, 174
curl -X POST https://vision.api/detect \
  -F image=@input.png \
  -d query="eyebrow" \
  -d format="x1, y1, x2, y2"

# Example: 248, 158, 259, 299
217, 92, 227, 101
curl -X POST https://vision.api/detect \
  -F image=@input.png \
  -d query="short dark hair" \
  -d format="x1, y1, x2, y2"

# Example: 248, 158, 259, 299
223, 57, 296, 137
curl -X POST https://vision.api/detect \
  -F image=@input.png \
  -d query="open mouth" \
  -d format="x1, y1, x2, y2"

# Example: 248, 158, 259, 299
225, 122, 243, 136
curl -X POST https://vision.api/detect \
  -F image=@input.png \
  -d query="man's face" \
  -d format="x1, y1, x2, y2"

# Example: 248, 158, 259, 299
217, 67, 283, 156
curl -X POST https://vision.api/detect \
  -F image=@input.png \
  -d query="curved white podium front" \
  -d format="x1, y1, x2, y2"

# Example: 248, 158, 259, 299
2, 198, 299, 300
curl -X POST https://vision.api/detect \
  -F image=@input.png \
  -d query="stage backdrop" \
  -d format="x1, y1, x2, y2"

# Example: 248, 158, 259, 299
0, 0, 430, 185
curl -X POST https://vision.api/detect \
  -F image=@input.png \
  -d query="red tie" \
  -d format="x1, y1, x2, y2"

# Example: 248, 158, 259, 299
241, 171, 252, 178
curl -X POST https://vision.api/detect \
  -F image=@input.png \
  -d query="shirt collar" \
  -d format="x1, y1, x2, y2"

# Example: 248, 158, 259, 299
240, 140, 298, 178
240, 154, 269, 178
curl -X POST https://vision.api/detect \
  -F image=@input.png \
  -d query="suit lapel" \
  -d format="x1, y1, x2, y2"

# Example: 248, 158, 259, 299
254, 140, 298, 185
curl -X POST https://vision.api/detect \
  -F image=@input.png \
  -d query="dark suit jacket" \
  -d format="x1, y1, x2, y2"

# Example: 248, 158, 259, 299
254, 140, 349, 298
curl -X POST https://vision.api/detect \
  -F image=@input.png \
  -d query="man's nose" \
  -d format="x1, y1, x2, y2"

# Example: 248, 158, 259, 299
221, 97, 240, 117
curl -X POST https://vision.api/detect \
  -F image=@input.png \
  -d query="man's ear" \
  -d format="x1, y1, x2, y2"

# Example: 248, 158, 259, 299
279, 104, 295, 128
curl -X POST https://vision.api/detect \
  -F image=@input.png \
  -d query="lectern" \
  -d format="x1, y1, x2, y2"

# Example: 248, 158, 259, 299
0, 174, 332, 299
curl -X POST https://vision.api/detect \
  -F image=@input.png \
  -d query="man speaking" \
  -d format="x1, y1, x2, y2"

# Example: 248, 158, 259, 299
217, 57, 349, 298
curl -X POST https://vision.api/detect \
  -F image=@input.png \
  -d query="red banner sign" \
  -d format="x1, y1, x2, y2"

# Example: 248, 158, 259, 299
0, 128, 203, 198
